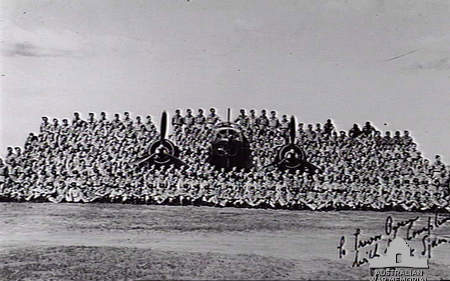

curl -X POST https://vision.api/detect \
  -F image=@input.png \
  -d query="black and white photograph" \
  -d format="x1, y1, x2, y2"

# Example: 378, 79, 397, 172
1, 1, 450, 280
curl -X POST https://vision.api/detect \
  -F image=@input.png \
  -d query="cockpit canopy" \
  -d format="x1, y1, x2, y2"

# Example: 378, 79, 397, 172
213, 126, 244, 142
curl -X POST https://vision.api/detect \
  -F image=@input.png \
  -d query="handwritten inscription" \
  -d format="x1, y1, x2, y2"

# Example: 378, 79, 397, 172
338, 212, 450, 267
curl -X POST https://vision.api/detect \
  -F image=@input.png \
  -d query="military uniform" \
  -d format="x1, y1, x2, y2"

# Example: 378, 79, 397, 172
248, 112, 258, 127
172, 114, 183, 130
268, 117, 279, 129
183, 114, 195, 128
0, 164, 8, 185
280, 117, 289, 134
234, 114, 249, 127
206, 113, 220, 126
195, 113, 206, 126
257, 115, 269, 127
40, 119, 52, 134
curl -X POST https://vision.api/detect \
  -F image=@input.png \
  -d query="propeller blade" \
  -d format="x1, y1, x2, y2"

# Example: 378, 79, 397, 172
130, 157, 143, 166
160, 111, 167, 141
305, 161, 322, 174
132, 153, 156, 166
166, 154, 188, 167
289, 115, 296, 144
262, 159, 281, 169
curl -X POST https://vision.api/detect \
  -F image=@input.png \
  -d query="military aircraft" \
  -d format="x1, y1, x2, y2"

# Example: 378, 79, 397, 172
132, 111, 186, 169
264, 116, 320, 174
207, 109, 253, 170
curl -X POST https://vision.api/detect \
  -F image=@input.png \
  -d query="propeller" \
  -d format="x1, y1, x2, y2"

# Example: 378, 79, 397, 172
262, 115, 303, 171
131, 111, 167, 166
131, 111, 187, 168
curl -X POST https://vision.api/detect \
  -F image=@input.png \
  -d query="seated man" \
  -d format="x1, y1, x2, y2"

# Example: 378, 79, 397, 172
0, 159, 8, 187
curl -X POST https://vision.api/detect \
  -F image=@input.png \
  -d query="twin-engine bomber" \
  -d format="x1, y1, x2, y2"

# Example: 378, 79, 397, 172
132, 110, 319, 174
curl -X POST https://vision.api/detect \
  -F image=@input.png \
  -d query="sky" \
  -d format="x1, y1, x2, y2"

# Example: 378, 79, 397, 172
1, 0, 449, 161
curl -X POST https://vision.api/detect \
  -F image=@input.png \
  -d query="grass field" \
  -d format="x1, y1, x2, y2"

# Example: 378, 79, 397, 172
0, 203, 449, 280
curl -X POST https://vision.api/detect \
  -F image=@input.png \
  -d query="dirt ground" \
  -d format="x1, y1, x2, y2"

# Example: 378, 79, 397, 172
0, 203, 449, 280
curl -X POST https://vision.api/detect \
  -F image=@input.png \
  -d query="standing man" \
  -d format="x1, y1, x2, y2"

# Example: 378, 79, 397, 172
135, 116, 142, 127
348, 124, 362, 138
50, 118, 60, 134
87, 113, 96, 131
402, 130, 413, 146
206, 108, 220, 126
123, 112, 133, 127
323, 119, 334, 136
5, 147, 15, 165
248, 109, 258, 127
195, 109, 206, 127
279, 115, 290, 135
72, 112, 84, 127
171, 109, 183, 131
362, 121, 374, 137
234, 109, 249, 127
257, 109, 269, 128
40, 117, 51, 134
297, 123, 304, 134
99, 112, 108, 124
183, 109, 195, 129
145, 115, 156, 132
268, 111, 280, 130
88, 112, 96, 125
112, 113, 122, 128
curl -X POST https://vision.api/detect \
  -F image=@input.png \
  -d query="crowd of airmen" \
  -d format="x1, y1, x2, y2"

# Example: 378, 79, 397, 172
0, 109, 449, 212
